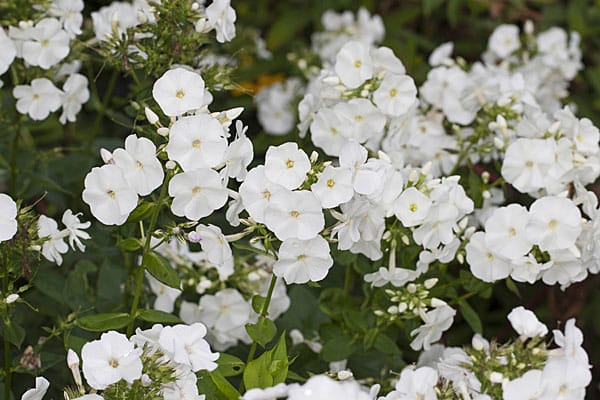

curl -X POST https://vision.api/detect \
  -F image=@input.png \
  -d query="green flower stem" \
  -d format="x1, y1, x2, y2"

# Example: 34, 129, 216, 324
126, 173, 170, 336
2, 250, 11, 400
245, 273, 278, 364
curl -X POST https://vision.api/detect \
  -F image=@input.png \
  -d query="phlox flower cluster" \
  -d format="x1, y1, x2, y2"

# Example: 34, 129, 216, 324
2, 0, 90, 123
21, 323, 218, 400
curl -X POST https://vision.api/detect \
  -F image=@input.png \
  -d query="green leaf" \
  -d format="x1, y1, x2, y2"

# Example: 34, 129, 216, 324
138, 309, 182, 324
266, 12, 309, 50
246, 316, 277, 347
216, 353, 245, 377
2, 320, 25, 347
63, 260, 97, 311
321, 334, 356, 362
374, 333, 401, 355
505, 278, 521, 298
459, 300, 483, 334
126, 201, 155, 223
117, 237, 143, 252
243, 333, 288, 390
197, 370, 239, 400
77, 313, 132, 332
143, 251, 180, 289
251, 295, 267, 314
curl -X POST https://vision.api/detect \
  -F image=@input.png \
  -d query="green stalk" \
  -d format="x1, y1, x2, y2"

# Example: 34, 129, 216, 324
2, 250, 11, 400
126, 174, 170, 335
245, 273, 278, 364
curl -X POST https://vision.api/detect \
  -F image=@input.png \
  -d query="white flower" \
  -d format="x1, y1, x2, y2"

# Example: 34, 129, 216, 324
205, 0, 237, 43
193, 224, 234, 280
410, 304, 456, 350
502, 369, 544, 400
0, 193, 18, 242
242, 383, 289, 400
0, 27, 16, 75
387, 366, 438, 400
393, 187, 432, 227
158, 323, 219, 372
540, 358, 591, 400
82, 164, 138, 226
372, 74, 417, 117
311, 166, 354, 209
239, 166, 287, 224
59, 73, 89, 124
222, 121, 253, 182
552, 318, 589, 364
113, 134, 164, 196
288, 375, 371, 400
466, 232, 512, 282
168, 169, 228, 221
22, 18, 70, 69
507, 306, 548, 338
484, 204, 532, 259
166, 114, 228, 170
274, 236, 333, 284
147, 273, 181, 313
21, 376, 49, 400
501, 138, 555, 194
182, 288, 252, 351
335, 41, 374, 89
264, 142, 311, 190
264, 190, 325, 241
48, 0, 84, 37
152, 67, 207, 117
526, 196, 581, 251
488, 24, 520, 58
333, 98, 386, 144
81, 331, 143, 390
61, 209, 90, 252
161, 371, 203, 400
38, 215, 68, 265
13, 78, 63, 121
71, 395, 104, 400
309, 107, 349, 156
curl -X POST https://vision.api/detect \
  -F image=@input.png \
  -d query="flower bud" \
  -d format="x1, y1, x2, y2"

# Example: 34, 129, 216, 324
337, 370, 353, 380
144, 107, 159, 125
5, 294, 19, 304
157, 127, 170, 137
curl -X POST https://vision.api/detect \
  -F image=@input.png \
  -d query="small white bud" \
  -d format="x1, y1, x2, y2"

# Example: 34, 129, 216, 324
289, 329, 304, 345
397, 302, 408, 313
424, 278, 438, 289
401, 234, 410, 245
407, 283, 417, 294
141, 374, 152, 387
360, 89, 369, 97
430, 298, 447, 308
322, 76, 341, 85
408, 169, 419, 183
157, 127, 170, 137
337, 370, 353, 380
165, 160, 177, 170
307, 341, 322, 353
298, 59, 307, 70
490, 372, 504, 383
100, 148, 113, 164
387, 305, 399, 314
310, 151, 319, 163
482, 190, 491, 199
493, 137, 505, 150
144, 107, 159, 125
457, 253, 465, 264
481, 171, 490, 184
524, 20, 534, 35
5, 294, 19, 304
422, 161, 432, 176
548, 120, 561, 135
191, 2, 200, 10
67, 349, 79, 368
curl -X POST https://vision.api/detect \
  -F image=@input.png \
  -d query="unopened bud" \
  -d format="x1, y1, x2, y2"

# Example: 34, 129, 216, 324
141, 374, 152, 387
493, 137, 505, 150
100, 148, 113, 164
481, 171, 490, 184
157, 127, 169, 137
310, 151, 319, 164
430, 298, 447, 308
144, 107, 159, 125
165, 160, 177, 170
490, 372, 504, 383
289, 329, 304, 345
548, 120, 561, 135
524, 20, 534, 35
5, 294, 19, 304
337, 370, 353, 380
424, 278, 438, 289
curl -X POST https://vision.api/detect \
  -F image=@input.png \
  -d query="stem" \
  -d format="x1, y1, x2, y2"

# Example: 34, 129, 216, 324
246, 274, 278, 364
2, 250, 11, 399
126, 175, 170, 335
87, 70, 119, 152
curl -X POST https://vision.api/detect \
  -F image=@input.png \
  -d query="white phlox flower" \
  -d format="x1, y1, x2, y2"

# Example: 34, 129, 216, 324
59, 73, 90, 124
311, 165, 354, 209
335, 40, 374, 89
192, 224, 234, 280
264, 190, 325, 241
382, 366, 438, 400
0, 193, 18, 242
147, 272, 181, 313
205, 0, 237, 43
410, 304, 456, 350
372, 73, 418, 117
287, 375, 372, 400
38, 215, 68, 265
507, 306, 548, 338
48, 0, 84, 37
21, 18, 70, 69
112, 134, 164, 196
82, 164, 138, 226
13, 78, 63, 121
61, 209, 90, 251
168, 169, 228, 221
239, 166, 287, 224
166, 114, 228, 170
81, 331, 143, 390
466, 231, 512, 282
484, 204, 532, 259
0, 27, 17, 75
152, 67, 207, 117
264, 142, 311, 190
526, 196, 581, 251
157, 323, 219, 372
273, 236, 333, 284
488, 24, 521, 59
21, 376, 50, 400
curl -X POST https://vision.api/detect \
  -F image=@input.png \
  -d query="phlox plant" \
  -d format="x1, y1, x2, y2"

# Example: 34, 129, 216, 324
0, 1, 597, 400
